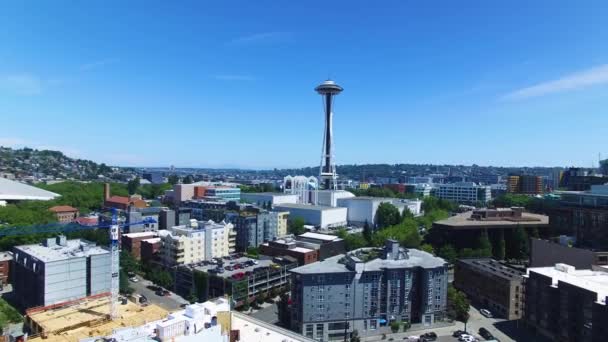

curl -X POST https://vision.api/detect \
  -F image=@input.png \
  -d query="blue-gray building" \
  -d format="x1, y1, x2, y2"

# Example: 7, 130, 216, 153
142, 171, 164, 184
12, 236, 111, 309
226, 212, 261, 252
289, 240, 448, 341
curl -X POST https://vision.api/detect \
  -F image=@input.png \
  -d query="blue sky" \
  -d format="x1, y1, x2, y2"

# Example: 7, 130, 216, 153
1, 1, 608, 169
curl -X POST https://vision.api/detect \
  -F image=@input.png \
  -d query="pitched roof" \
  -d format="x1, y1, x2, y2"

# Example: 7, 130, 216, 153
106, 196, 129, 205
49, 205, 78, 213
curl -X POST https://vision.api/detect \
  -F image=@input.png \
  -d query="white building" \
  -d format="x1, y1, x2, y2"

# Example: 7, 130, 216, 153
412, 183, 434, 197
316, 189, 355, 207
0, 177, 60, 201
434, 182, 491, 204
241, 192, 298, 206
159, 221, 234, 266
82, 297, 315, 342
337, 197, 422, 226
274, 203, 347, 229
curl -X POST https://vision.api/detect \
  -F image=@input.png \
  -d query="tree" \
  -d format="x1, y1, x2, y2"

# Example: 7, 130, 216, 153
182, 175, 194, 184
168, 174, 179, 185
477, 229, 492, 257
127, 177, 140, 195
120, 250, 140, 275
156, 270, 174, 289
437, 244, 457, 264
373, 218, 421, 248
363, 220, 372, 244
495, 229, 506, 260
119, 269, 133, 295
514, 226, 530, 259
402, 321, 411, 332
288, 217, 306, 235
420, 243, 435, 254
246, 247, 260, 258
390, 320, 401, 333
350, 329, 361, 342
376, 202, 401, 228
447, 285, 470, 322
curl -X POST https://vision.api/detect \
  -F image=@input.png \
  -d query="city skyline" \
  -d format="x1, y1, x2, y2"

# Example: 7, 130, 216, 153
2, 2, 608, 168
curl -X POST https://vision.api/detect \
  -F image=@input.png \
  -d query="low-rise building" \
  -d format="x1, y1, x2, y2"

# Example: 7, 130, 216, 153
274, 203, 348, 229
524, 263, 608, 341
159, 221, 234, 266
12, 236, 111, 308
241, 192, 299, 206
337, 197, 422, 227
48, 205, 79, 223
141, 237, 162, 263
259, 232, 345, 266
122, 231, 158, 260
454, 258, 524, 320
289, 240, 448, 341
316, 190, 355, 207
530, 238, 608, 268
0, 252, 12, 288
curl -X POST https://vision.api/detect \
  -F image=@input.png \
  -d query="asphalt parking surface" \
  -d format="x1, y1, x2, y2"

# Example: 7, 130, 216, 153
129, 276, 189, 312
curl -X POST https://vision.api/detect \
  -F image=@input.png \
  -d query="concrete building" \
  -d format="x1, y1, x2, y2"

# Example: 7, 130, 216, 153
12, 236, 111, 308
524, 263, 608, 342
434, 182, 491, 205
48, 205, 79, 224
316, 189, 355, 207
274, 203, 348, 229
226, 211, 260, 252
454, 259, 524, 320
172, 184, 241, 204
337, 197, 422, 227
530, 238, 608, 268
160, 221, 234, 266
0, 177, 60, 202
126, 206, 160, 233
159, 209, 176, 230
289, 240, 448, 341
142, 171, 164, 184
241, 192, 299, 206
507, 174, 543, 195
122, 231, 158, 260
260, 232, 345, 265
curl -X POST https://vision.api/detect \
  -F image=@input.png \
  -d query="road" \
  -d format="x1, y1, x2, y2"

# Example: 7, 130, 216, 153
129, 276, 189, 312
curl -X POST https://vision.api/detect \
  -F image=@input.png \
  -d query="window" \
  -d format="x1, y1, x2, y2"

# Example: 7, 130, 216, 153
370, 320, 377, 330
305, 325, 314, 338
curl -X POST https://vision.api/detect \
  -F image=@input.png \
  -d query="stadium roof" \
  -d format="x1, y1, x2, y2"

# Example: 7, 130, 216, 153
0, 178, 60, 201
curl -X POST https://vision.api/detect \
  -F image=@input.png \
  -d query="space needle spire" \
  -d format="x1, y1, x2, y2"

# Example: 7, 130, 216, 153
315, 79, 343, 190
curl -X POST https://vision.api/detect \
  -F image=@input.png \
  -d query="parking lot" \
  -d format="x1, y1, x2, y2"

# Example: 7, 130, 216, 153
129, 276, 189, 312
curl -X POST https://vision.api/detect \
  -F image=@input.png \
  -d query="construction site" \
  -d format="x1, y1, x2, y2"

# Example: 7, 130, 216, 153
24, 295, 167, 342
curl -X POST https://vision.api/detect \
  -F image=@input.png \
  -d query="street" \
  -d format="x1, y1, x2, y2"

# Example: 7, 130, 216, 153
129, 276, 189, 312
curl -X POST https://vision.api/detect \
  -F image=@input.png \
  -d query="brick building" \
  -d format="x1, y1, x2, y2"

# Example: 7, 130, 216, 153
49, 205, 79, 224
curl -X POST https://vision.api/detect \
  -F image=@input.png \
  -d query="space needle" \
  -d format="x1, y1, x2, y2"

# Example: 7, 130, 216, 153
315, 79, 343, 190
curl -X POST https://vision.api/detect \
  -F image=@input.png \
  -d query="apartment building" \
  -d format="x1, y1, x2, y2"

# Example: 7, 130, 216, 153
524, 263, 608, 342
434, 182, 491, 205
159, 221, 234, 266
454, 258, 524, 320
289, 240, 448, 341
257, 210, 289, 241
507, 174, 543, 195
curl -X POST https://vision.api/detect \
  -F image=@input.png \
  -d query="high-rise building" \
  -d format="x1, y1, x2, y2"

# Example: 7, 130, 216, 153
289, 240, 448, 341
12, 236, 111, 308
257, 210, 289, 241
507, 174, 543, 194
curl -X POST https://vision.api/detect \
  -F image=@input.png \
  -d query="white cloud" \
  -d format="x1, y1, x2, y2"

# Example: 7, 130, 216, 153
503, 64, 608, 100
227, 32, 292, 46
80, 58, 119, 71
0, 74, 43, 95
213, 74, 256, 81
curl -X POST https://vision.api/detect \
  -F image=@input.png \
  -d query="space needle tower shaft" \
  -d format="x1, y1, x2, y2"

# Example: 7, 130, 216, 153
315, 79, 343, 190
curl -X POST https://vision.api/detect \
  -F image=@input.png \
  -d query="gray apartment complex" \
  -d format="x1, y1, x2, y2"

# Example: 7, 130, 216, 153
12, 236, 111, 309
289, 240, 448, 341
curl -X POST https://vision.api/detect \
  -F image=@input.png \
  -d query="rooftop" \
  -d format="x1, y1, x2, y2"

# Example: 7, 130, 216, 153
49, 205, 78, 213
434, 211, 549, 229
299, 232, 340, 242
122, 231, 158, 239
0, 178, 60, 201
274, 203, 346, 211
458, 258, 524, 281
241, 192, 297, 197
191, 256, 295, 279
527, 263, 608, 305
15, 238, 109, 262
291, 243, 446, 275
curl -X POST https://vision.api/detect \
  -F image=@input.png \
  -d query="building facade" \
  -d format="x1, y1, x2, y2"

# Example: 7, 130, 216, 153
12, 236, 111, 308
290, 240, 448, 341
257, 211, 289, 241
122, 231, 158, 260
454, 258, 524, 320
524, 263, 608, 342
160, 221, 234, 266
507, 174, 543, 195
48, 205, 79, 224
240, 192, 299, 206
434, 182, 491, 205
274, 204, 348, 229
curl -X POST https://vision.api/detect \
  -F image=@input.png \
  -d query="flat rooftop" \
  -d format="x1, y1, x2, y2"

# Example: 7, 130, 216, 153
458, 258, 524, 281
27, 297, 167, 342
434, 211, 549, 229
191, 256, 292, 279
0, 178, 60, 201
299, 232, 340, 242
274, 203, 346, 211
241, 192, 297, 197
15, 239, 109, 262
122, 231, 158, 239
528, 264, 608, 305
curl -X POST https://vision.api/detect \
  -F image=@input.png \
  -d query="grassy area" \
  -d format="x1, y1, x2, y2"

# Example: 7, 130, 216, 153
0, 298, 23, 329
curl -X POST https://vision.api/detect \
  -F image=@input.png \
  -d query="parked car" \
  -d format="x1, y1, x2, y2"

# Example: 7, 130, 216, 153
129, 277, 138, 282
225, 265, 234, 271
216, 267, 225, 274
127, 271, 136, 278
478, 327, 494, 340
458, 334, 476, 342
480, 309, 493, 318
139, 295, 147, 303
155, 290, 164, 296
419, 332, 437, 341
162, 290, 171, 296
453, 330, 466, 337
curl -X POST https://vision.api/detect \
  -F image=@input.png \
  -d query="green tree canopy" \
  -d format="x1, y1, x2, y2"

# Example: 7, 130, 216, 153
373, 218, 421, 248
288, 217, 306, 235
447, 285, 470, 322
376, 202, 401, 228
437, 244, 457, 264
127, 177, 140, 195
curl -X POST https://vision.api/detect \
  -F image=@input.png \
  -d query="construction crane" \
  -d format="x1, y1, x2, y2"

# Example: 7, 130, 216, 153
0, 208, 156, 319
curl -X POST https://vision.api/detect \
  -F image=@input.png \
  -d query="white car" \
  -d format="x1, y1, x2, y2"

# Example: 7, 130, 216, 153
480, 309, 493, 318
458, 334, 475, 342
130, 277, 139, 282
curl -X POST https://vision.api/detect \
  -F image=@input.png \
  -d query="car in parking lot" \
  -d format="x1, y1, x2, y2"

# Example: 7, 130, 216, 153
480, 309, 493, 318
458, 334, 476, 342
452, 330, 466, 338
478, 327, 494, 340
225, 265, 234, 271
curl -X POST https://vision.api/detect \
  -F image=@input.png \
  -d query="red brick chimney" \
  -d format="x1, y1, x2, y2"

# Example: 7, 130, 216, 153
104, 183, 110, 201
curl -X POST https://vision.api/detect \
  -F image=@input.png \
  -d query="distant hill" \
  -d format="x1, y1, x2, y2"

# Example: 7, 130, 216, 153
0, 146, 114, 180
